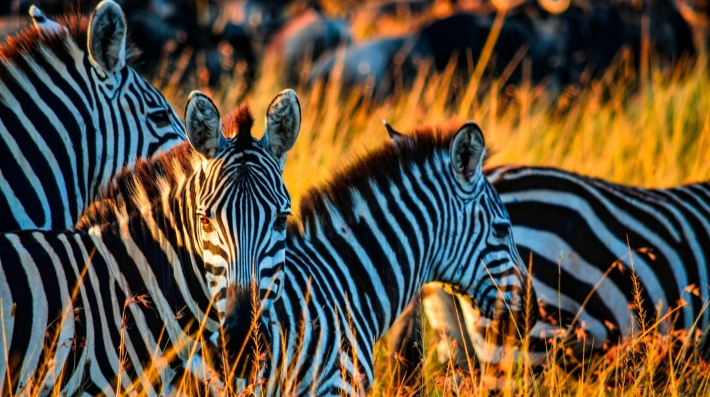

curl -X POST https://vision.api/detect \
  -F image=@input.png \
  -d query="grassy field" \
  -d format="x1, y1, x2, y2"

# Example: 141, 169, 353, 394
151, 14, 709, 396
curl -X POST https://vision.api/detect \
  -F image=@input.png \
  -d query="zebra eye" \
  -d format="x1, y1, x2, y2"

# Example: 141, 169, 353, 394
274, 212, 290, 232
148, 108, 171, 128
493, 223, 510, 239
197, 210, 215, 233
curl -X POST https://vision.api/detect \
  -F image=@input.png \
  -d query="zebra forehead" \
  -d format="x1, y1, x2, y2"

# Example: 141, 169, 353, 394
220, 103, 254, 142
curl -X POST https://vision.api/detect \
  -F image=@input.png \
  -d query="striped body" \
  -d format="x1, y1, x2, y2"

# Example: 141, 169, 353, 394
0, 217, 214, 395
391, 165, 710, 376
254, 125, 536, 396
0, 2, 185, 232
0, 90, 302, 395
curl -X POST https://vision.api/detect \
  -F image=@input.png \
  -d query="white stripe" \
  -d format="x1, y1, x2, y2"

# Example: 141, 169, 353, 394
4, 234, 48, 389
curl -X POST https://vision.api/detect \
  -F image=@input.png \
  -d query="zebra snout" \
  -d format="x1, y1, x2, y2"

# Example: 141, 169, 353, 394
219, 285, 271, 378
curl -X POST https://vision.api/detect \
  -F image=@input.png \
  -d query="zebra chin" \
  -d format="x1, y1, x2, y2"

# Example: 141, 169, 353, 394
206, 284, 272, 380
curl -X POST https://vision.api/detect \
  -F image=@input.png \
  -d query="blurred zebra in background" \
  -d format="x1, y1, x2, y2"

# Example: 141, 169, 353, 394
241, 122, 537, 396
0, 89, 301, 396
389, 164, 710, 384
0, 1, 185, 233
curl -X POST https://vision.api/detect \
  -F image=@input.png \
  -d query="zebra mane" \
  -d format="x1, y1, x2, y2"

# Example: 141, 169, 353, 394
292, 122, 492, 235
76, 142, 197, 230
0, 13, 139, 81
222, 102, 254, 143
0, 15, 88, 77
76, 105, 256, 230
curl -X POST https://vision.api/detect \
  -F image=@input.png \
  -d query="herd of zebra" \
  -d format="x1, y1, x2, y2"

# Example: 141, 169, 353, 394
0, 1, 708, 396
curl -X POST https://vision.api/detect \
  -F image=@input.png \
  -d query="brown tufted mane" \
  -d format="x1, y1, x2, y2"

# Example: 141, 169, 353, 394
0, 14, 88, 65
290, 121, 492, 237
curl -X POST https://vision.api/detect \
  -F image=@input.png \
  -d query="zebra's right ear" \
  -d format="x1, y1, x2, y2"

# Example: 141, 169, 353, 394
185, 91, 226, 160
450, 122, 486, 186
87, 0, 127, 76
261, 89, 301, 172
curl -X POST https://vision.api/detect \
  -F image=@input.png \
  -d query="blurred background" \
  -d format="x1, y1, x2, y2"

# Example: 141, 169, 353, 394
2, 0, 706, 97
1, 0, 708, 211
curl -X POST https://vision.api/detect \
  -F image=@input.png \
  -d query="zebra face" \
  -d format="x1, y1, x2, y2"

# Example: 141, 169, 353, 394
439, 123, 537, 336
83, 1, 186, 161
184, 90, 300, 324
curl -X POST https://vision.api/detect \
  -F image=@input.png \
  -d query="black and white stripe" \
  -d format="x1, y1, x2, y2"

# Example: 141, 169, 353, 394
0, 90, 300, 396
0, 1, 185, 233
391, 164, 710, 377
249, 123, 536, 396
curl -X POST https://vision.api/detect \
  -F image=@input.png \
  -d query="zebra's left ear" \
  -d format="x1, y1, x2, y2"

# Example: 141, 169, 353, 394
29, 6, 66, 36
383, 120, 408, 143
450, 122, 485, 186
185, 91, 226, 160
261, 89, 301, 172
87, 0, 127, 76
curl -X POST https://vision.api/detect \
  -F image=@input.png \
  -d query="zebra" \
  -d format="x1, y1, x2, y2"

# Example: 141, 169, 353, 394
0, 0, 185, 233
0, 88, 301, 396
234, 121, 538, 396
388, 163, 710, 383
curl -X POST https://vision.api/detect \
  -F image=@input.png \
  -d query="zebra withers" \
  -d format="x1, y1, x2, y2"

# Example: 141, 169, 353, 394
0, 89, 301, 396
390, 164, 710, 380
249, 122, 537, 396
0, 0, 185, 232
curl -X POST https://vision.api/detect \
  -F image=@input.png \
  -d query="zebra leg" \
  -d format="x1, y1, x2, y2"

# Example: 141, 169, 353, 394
388, 292, 423, 394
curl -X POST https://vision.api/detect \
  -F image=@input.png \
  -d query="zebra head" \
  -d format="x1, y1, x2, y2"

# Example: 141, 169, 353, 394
385, 121, 538, 338
33, 1, 185, 168
183, 90, 300, 343
441, 122, 537, 337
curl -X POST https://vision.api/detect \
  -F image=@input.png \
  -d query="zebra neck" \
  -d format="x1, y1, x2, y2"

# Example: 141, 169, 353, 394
0, 32, 124, 221
290, 159, 451, 339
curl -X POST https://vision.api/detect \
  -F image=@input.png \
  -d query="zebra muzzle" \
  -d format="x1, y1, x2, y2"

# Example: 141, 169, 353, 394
213, 285, 272, 379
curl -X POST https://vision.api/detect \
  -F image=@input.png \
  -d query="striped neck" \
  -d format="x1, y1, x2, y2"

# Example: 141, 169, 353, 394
0, 15, 184, 231
289, 148, 456, 338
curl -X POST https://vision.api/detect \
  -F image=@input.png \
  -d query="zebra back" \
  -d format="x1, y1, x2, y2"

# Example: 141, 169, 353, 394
0, 1, 185, 233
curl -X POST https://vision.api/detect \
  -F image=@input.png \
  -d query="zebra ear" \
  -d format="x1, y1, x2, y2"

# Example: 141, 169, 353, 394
450, 122, 486, 185
383, 120, 408, 143
185, 91, 226, 160
87, 0, 127, 76
261, 89, 301, 171
29, 6, 66, 36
